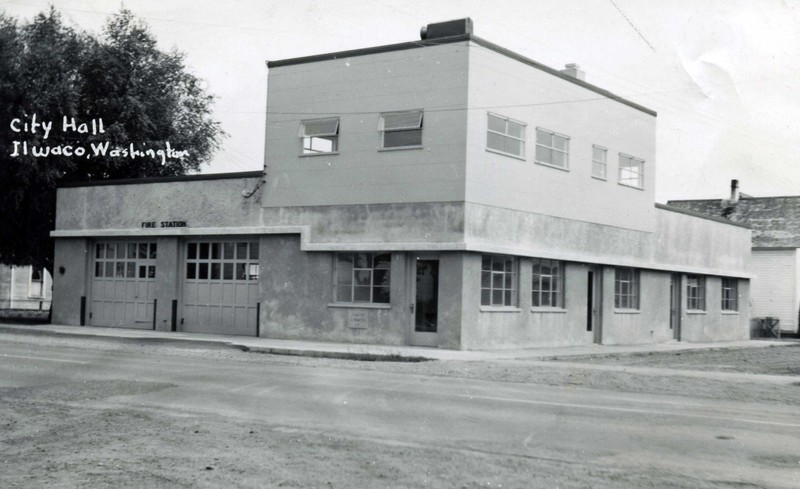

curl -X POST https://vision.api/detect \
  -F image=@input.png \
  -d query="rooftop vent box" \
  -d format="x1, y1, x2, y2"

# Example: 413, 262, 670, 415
420, 18, 473, 40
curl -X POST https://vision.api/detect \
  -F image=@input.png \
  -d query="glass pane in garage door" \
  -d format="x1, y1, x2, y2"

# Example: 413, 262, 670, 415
183, 240, 260, 336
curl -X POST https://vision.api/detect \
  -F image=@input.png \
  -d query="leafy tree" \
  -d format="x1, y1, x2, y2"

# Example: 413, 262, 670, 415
0, 8, 224, 270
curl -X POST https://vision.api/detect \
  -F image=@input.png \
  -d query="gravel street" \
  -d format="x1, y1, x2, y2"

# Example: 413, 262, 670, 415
1, 331, 799, 488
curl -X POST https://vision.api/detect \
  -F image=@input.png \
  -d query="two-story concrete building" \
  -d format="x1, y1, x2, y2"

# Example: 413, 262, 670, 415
51, 19, 752, 349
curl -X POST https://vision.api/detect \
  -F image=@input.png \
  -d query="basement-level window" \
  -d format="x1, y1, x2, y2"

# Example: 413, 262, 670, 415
619, 153, 645, 189
334, 253, 391, 304
379, 111, 423, 149
486, 113, 525, 158
687, 275, 706, 311
532, 258, 564, 308
481, 254, 518, 307
301, 118, 339, 154
535, 128, 569, 169
614, 267, 640, 310
721, 277, 738, 311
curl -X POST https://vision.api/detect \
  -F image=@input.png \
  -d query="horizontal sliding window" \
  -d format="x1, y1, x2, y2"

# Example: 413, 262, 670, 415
486, 113, 525, 158
535, 128, 569, 169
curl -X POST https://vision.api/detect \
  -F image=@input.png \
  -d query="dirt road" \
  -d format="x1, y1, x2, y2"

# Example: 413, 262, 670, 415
1, 332, 798, 488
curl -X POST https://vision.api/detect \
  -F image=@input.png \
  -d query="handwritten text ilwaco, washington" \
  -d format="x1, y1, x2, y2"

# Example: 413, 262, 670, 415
8, 114, 189, 165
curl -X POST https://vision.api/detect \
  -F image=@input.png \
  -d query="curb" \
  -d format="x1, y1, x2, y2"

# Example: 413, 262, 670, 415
1, 324, 244, 351
240, 346, 432, 362
1, 325, 435, 362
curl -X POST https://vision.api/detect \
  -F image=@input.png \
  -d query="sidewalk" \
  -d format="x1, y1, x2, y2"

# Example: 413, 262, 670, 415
0, 322, 792, 362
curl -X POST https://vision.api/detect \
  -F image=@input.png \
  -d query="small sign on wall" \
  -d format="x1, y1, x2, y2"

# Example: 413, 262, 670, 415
348, 309, 369, 329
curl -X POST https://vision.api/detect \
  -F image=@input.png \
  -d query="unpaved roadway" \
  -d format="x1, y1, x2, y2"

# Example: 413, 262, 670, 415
1, 332, 799, 488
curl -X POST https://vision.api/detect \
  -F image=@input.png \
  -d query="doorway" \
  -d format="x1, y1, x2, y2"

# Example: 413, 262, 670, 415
587, 266, 603, 344
409, 255, 439, 347
670, 273, 681, 340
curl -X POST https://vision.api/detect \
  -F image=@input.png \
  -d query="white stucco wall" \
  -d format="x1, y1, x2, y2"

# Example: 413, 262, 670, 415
262, 42, 470, 208
465, 41, 657, 234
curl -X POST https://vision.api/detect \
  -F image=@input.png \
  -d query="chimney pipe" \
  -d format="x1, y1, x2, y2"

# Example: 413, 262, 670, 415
560, 63, 585, 81
730, 179, 739, 203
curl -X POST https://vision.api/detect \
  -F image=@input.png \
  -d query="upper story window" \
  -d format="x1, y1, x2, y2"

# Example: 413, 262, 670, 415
481, 254, 518, 307
532, 258, 564, 308
619, 153, 644, 189
535, 128, 569, 169
721, 277, 738, 311
334, 252, 391, 304
301, 118, 339, 154
592, 145, 607, 180
486, 113, 525, 158
686, 275, 706, 311
614, 267, 640, 310
379, 111, 423, 149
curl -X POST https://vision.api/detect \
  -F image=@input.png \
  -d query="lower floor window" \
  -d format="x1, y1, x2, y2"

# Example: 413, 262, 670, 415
721, 277, 738, 311
334, 253, 391, 304
687, 275, 706, 310
532, 258, 564, 308
614, 267, 640, 309
481, 254, 518, 307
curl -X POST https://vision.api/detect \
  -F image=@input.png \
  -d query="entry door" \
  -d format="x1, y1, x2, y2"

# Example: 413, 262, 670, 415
409, 256, 439, 347
670, 273, 682, 340
587, 266, 603, 344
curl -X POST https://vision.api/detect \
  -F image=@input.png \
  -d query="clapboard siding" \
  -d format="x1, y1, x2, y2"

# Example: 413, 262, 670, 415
751, 249, 797, 331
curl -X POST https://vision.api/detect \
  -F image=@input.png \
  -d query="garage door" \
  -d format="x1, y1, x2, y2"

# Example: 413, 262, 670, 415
90, 241, 157, 328
182, 240, 260, 336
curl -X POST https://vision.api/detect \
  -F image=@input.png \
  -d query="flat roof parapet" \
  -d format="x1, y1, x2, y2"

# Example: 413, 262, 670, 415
57, 171, 264, 188
266, 20, 656, 117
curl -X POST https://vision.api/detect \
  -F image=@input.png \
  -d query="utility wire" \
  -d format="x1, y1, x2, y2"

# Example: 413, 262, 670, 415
608, 0, 656, 52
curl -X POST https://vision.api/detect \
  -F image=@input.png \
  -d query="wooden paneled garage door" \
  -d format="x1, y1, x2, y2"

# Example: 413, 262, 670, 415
90, 241, 157, 328
182, 240, 260, 336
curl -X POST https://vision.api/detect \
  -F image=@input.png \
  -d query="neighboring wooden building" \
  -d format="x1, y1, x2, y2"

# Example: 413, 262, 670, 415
670, 181, 800, 335
0, 265, 52, 311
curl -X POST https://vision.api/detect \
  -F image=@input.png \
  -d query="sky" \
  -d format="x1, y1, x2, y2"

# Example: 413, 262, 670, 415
3, 0, 799, 202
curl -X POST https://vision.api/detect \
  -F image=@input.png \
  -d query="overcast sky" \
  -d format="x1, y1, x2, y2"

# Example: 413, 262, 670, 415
4, 0, 799, 202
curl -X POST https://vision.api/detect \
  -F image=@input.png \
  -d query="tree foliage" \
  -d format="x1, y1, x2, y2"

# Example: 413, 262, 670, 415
0, 8, 224, 270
